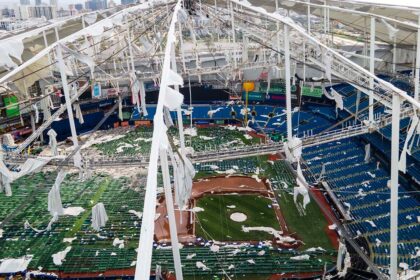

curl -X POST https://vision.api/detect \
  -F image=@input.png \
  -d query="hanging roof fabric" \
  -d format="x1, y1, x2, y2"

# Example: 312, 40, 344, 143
274, 0, 420, 46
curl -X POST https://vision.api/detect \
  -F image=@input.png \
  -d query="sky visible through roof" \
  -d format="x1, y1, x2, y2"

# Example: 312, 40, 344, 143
352, 0, 420, 8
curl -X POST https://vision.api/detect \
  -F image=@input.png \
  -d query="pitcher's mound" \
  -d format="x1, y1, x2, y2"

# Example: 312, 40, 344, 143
230, 212, 247, 222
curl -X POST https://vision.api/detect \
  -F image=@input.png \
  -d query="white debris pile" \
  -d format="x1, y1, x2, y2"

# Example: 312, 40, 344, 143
210, 244, 220, 253
116, 143, 135, 153
190, 207, 204, 213
196, 261, 210, 271
81, 133, 126, 149
63, 237, 77, 243
52, 247, 71, 266
184, 127, 197, 136
199, 135, 215, 140
241, 226, 295, 243
186, 253, 196, 259
63, 207, 85, 216
91, 203, 108, 231
0, 256, 33, 273
113, 238, 125, 249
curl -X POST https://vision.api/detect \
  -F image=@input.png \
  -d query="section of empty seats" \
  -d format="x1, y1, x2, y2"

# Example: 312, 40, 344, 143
302, 137, 420, 269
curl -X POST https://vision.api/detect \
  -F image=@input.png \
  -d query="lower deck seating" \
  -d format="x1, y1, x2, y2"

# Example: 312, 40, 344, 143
303, 138, 420, 271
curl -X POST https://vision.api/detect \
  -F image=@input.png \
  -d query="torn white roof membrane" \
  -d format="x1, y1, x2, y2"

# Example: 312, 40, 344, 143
0, 256, 33, 273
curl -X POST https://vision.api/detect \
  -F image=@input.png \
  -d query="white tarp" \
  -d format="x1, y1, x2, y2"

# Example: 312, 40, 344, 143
284, 136, 302, 163
294, 162, 310, 209
84, 13, 97, 25
48, 170, 66, 216
118, 96, 123, 121
130, 72, 141, 113
73, 103, 84, 124
322, 50, 332, 81
337, 241, 347, 271
47, 129, 58, 156
40, 95, 54, 121
331, 88, 344, 112
91, 202, 108, 231
0, 157, 50, 196
0, 36, 25, 69
60, 43, 95, 75
169, 149, 196, 211
364, 143, 371, 163
139, 81, 148, 116
163, 87, 184, 111
0, 256, 33, 273
163, 106, 174, 127
399, 114, 419, 173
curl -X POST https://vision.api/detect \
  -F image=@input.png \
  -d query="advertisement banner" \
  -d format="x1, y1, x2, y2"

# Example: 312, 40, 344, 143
4, 95, 19, 117
92, 83, 102, 98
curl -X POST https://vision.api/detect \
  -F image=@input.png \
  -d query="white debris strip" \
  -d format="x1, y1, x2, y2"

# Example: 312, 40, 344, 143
186, 253, 196, 260
63, 237, 77, 243
190, 207, 204, 213
290, 254, 310, 261
199, 135, 215, 140
366, 220, 377, 228
241, 226, 295, 243
128, 210, 143, 219
196, 261, 210, 271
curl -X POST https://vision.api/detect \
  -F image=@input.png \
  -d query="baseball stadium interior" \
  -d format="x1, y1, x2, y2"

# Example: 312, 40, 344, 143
0, 0, 419, 279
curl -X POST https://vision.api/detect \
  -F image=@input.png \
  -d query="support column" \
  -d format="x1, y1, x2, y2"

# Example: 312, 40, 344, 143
369, 17, 375, 124
363, 18, 368, 68
30, 113, 36, 143
389, 93, 400, 280
54, 27, 59, 41
323, 0, 327, 37
127, 25, 135, 72
56, 45, 80, 155
276, 0, 281, 63
307, 0, 311, 33
392, 34, 397, 74
414, 15, 420, 100
171, 43, 186, 153
284, 24, 293, 142
178, 21, 187, 73
42, 31, 54, 77
159, 148, 184, 280
230, 1, 237, 69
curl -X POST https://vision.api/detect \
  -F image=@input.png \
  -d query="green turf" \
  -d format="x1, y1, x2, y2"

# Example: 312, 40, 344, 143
195, 195, 280, 241
276, 190, 334, 250
260, 160, 335, 251
195, 157, 335, 251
